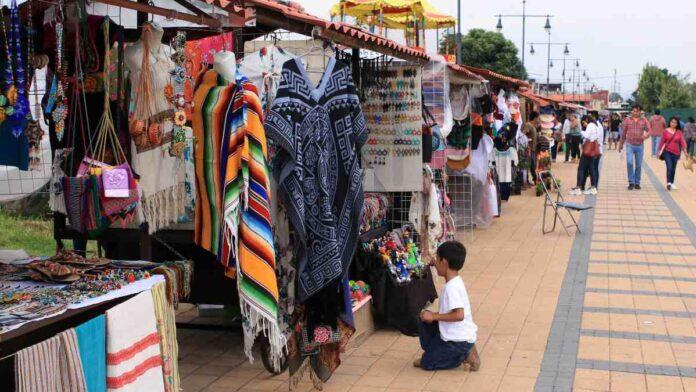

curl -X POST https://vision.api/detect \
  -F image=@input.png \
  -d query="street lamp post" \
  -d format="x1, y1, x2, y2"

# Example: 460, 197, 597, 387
549, 56, 580, 98
457, 0, 461, 64
529, 40, 570, 95
546, 21, 551, 95
495, 1, 553, 68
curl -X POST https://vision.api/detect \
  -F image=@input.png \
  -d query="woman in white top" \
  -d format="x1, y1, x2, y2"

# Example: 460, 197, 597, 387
570, 114, 600, 195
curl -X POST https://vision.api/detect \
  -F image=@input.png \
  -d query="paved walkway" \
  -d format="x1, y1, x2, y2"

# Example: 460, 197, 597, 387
538, 150, 696, 392
176, 150, 696, 391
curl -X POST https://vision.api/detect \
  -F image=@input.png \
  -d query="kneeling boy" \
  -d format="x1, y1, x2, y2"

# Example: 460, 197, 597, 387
415, 241, 480, 371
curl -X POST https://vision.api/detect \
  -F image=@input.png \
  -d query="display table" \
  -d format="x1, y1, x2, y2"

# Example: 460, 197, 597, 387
352, 249, 438, 336
0, 275, 166, 391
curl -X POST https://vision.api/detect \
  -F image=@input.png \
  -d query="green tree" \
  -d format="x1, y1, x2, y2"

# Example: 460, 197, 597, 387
440, 29, 527, 80
635, 64, 668, 111
658, 74, 694, 109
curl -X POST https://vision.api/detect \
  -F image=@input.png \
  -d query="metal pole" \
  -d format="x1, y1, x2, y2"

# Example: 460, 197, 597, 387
457, 0, 462, 64
561, 57, 566, 101
546, 31, 551, 94
521, 0, 526, 67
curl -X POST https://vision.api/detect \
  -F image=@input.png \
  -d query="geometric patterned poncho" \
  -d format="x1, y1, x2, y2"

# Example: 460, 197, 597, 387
192, 69, 284, 368
266, 57, 367, 301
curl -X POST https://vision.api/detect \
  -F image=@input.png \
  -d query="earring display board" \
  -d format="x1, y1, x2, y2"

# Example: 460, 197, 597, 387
362, 64, 423, 192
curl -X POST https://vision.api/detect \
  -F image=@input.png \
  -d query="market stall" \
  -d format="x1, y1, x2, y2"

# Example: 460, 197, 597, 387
0, 0, 534, 388
0, 251, 191, 391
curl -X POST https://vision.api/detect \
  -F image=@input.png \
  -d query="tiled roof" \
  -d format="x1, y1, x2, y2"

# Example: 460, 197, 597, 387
519, 90, 551, 106
227, 1, 528, 88
461, 65, 531, 89
244, 0, 429, 61
447, 63, 486, 82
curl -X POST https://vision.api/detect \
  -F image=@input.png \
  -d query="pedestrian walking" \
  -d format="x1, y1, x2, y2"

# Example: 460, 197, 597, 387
570, 114, 600, 195
608, 113, 621, 150
649, 109, 667, 157
684, 117, 696, 156
551, 119, 563, 162
565, 113, 582, 162
658, 117, 687, 190
594, 113, 604, 186
619, 105, 651, 190
524, 112, 540, 183
562, 112, 573, 162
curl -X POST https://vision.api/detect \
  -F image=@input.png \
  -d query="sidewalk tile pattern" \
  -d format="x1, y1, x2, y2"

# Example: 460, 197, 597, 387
536, 151, 696, 392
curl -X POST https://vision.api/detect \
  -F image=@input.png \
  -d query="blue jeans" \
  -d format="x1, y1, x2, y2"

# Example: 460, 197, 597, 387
664, 151, 679, 184
419, 322, 474, 370
651, 136, 661, 156
626, 143, 644, 185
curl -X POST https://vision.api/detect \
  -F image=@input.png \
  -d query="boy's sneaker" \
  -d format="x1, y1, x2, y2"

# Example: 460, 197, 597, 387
671, 184, 678, 190
583, 188, 593, 195
590, 187, 598, 195
465, 345, 480, 372
635, 184, 642, 190
569, 188, 582, 196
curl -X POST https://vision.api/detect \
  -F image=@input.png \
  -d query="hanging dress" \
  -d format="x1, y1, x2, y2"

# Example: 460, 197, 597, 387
125, 38, 186, 233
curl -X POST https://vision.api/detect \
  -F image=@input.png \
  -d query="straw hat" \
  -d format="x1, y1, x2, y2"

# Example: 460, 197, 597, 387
446, 149, 471, 171
539, 114, 555, 130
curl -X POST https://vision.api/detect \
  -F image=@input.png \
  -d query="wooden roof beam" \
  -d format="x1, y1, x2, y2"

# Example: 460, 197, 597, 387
92, 0, 223, 28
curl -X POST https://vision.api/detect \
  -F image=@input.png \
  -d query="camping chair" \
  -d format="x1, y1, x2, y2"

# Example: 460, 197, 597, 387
539, 170, 593, 235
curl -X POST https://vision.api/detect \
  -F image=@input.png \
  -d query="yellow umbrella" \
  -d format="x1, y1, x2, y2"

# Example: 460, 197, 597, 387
330, 0, 454, 29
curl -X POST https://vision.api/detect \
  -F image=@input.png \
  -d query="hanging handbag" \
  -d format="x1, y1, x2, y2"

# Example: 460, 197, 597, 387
658, 132, 675, 161
582, 140, 600, 158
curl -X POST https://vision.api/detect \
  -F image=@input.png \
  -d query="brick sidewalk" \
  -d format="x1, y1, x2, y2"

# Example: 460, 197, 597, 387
178, 149, 696, 391
176, 159, 581, 392
538, 149, 696, 392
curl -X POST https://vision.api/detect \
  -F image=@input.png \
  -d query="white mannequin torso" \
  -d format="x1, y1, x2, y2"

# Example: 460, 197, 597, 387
213, 51, 237, 82
124, 22, 175, 117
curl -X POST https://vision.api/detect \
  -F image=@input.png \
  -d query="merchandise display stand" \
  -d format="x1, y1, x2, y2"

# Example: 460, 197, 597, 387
0, 0, 537, 389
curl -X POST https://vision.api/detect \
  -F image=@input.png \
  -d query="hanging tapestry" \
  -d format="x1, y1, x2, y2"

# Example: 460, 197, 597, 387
15, 328, 87, 392
76, 315, 107, 392
192, 69, 284, 368
266, 57, 367, 301
361, 63, 423, 192
105, 290, 164, 392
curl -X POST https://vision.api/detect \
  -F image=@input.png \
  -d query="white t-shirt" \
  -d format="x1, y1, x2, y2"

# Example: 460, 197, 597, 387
489, 147, 518, 183
438, 276, 477, 343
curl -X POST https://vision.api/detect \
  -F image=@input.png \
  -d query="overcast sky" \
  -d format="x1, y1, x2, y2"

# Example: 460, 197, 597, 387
299, 0, 696, 98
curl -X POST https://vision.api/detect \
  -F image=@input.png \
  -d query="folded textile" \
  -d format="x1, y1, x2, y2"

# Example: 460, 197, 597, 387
15, 328, 87, 392
106, 290, 164, 391
76, 315, 107, 392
